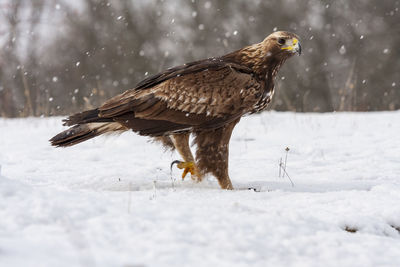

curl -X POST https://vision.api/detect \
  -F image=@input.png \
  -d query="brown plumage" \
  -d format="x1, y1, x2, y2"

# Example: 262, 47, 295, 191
50, 31, 301, 189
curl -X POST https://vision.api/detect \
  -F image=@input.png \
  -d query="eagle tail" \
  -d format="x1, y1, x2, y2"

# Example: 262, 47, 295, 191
50, 108, 127, 147
62, 108, 112, 126
50, 122, 126, 147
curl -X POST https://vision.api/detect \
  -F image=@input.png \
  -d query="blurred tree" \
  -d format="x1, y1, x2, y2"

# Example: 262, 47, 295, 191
0, 0, 399, 117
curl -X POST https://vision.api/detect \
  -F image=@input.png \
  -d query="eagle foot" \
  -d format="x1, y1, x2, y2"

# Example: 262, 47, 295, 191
170, 160, 197, 180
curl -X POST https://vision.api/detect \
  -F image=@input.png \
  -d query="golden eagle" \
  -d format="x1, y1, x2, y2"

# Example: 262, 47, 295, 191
50, 31, 301, 189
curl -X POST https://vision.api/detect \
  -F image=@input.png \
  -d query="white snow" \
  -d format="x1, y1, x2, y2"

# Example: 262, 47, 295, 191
0, 111, 400, 267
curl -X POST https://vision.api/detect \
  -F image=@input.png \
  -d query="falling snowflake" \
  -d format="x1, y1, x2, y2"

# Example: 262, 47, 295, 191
339, 45, 346, 55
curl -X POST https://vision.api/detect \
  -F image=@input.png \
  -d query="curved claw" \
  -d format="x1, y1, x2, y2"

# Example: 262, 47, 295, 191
170, 160, 196, 180
170, 160, 182, 171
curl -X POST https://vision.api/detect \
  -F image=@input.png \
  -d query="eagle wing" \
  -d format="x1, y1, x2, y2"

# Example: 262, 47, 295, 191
98, 59, 263, 135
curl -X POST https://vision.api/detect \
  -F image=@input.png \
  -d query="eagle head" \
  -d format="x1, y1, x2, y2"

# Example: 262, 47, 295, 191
262, 31, 302, 57
222, 31, 302, 78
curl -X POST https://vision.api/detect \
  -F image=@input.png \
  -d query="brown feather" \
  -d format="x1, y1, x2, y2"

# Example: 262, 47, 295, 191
63, 108, 113, 126
50, 122, 126, 147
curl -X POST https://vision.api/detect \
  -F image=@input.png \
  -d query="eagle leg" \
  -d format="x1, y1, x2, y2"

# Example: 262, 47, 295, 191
194, 119, 240, 190
170, 133, 201, 181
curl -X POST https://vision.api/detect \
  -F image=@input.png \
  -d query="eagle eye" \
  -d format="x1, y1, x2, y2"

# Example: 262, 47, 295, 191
278, 38, 286, 45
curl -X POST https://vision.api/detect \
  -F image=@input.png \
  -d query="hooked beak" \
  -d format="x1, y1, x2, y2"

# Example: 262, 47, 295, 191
281, 38, 302, 55
295, 41, 302, 55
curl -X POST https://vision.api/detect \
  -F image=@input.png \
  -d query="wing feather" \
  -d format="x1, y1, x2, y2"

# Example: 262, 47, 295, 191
98, 59, 263, 133
134, 57, 253, 90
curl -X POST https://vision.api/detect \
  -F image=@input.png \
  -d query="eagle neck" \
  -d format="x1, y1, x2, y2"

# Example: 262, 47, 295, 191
223, 45, 286, 83
264, 57, 286, 83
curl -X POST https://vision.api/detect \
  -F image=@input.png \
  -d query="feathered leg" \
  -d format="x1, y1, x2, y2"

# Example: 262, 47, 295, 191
153, 136, 175, 151
170, 133, 202, 181
194, 119, 240, 190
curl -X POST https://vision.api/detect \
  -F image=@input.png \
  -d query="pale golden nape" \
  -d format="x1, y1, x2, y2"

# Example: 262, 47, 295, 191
50, 31, 301, 189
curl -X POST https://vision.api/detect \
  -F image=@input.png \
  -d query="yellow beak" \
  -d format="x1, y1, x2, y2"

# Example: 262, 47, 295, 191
281, 38, 302, 55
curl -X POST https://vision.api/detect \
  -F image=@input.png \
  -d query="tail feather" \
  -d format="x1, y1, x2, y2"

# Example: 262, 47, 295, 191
51, 108, 127, 147
62, 108, 113, 126
50, 122, 126, 147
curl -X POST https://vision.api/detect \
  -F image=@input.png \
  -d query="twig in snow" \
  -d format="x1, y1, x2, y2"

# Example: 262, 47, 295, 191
284, 147, 289, 172
278, 147, 294, 187
281, 164, 294, 187
150, 180, 157, 200
170, 164, 176, 191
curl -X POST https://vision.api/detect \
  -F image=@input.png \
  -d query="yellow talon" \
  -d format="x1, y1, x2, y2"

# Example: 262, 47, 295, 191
171, 160, 196, 180
177, 161, 195, 179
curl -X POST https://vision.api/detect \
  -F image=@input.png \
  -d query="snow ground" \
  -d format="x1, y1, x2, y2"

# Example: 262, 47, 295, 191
0, 111, 400, 267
